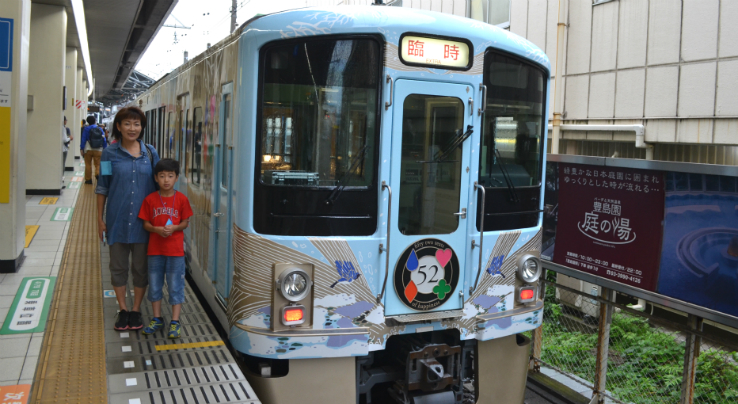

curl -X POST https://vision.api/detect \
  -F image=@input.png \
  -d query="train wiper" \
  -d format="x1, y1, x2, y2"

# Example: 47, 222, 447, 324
494, 148, 520, 203
325, 144, 369, 206
429, 125, 474, 164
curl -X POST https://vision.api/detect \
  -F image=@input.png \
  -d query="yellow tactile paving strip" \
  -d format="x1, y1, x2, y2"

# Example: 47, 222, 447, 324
31, 185, 108, 403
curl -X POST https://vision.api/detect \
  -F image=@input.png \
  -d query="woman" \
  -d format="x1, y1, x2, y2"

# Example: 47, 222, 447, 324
96, 106, 160, 331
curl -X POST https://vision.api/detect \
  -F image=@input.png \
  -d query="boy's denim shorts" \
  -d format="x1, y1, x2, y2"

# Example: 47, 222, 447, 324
147, 255, 186, 305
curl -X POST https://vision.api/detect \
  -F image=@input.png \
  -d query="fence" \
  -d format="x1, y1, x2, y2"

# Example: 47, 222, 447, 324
529, 270, 738, 404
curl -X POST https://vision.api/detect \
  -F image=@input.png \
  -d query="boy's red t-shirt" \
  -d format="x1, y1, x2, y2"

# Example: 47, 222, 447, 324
138, 190, 193, 256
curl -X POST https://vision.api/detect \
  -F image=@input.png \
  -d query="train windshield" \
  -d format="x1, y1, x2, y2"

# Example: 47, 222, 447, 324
259, 38, 380, 188
479, 52, 546, 188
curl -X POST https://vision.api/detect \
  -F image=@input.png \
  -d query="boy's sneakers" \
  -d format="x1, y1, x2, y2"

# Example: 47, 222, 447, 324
114, 310, 129, 330
142, 317, 164, 335
168, 321, 181, 339
128, 311, 144, 330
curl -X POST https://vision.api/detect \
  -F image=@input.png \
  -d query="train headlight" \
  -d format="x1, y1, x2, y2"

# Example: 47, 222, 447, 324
277, 268, 311, 302
516, 254, 542, 283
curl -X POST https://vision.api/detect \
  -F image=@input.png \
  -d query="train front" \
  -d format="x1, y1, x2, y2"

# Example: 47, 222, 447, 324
227, 7, 550, 404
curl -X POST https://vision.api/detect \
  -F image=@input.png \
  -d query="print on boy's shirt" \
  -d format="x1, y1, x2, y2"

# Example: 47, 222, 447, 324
138, 191, 193, 256
152, 207, 180, 220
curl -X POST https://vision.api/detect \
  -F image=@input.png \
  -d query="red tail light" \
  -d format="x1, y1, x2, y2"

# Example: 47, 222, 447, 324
284, 307, 304, 322
520, 289, 535, 300
281, 305, 306, 325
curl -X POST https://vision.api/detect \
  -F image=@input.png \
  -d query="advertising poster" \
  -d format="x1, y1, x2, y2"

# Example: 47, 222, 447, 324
657, 173, 738, 317
551, 163, 665, 291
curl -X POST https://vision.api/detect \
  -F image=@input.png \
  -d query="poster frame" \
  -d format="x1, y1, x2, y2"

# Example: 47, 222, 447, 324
543, 154, 738, 330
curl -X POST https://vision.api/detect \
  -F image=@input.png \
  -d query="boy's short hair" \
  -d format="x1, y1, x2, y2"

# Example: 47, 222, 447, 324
154, 159, 180, 176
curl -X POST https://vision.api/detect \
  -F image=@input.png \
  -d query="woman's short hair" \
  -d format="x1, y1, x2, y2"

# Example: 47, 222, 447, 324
112, 106, 147, 141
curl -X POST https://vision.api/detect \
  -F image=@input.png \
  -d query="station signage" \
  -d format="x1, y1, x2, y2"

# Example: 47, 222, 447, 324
399, 35, 470, 69
0, 18, 12, 204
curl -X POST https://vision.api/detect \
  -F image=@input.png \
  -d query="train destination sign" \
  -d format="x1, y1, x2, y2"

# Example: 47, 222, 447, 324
400, 35, 470, 69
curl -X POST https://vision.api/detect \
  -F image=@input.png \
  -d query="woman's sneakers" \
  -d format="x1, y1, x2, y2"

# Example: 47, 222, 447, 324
128, 311, 144, 330
114, 310, 129, 330
114, 310, 144, 331
142, 317, 164, 335
168, 320, 181, 339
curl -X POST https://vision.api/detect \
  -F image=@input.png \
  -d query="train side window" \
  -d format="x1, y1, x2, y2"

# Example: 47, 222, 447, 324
192, 107, 203, 185
183, 109, 190, 178
477, 50, 547, 232
222, 93, 232, 189
167, 111, 174, 158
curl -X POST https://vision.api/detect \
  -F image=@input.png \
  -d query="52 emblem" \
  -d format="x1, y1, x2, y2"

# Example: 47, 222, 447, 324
394, 239, 459, 311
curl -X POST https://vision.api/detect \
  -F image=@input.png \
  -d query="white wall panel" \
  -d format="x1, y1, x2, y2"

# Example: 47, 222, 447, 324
590, 1, 618, 72
715, 60, 738, 117
719, 1, 738, 57
441, 0, 454, 15
564, 74, 589, 119
527, 0, 547, 52
510, 0, 528, 38
617, 0, 647, 69
678, 62, 717, 117
645, 119, 676, 143
677, 119, 714, 144
647, 0, 681, 65
680, 0, 719, 62
615, 68, 645, 118
645, 65, 678, 117
588, 72, 615, 118
430, 0, 442, 12
546, 0, 558, 69
714, 120, 738, 145
565, 0, 592, 75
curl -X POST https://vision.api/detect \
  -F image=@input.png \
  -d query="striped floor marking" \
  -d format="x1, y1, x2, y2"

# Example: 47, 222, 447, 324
154, 341, 225, 351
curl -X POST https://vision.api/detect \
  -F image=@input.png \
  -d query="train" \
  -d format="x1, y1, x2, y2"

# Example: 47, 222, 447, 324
135, 5, 549, 404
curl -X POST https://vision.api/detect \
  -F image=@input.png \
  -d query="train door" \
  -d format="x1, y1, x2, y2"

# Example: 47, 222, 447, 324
384, 80, 473, 316
212, 83, 234, 299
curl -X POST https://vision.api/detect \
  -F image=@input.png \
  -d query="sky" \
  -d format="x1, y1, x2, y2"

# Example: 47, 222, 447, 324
135, 0, 342, 80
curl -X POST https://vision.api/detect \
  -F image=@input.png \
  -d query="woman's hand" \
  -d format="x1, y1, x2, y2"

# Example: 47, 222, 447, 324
98, 219, 107, 241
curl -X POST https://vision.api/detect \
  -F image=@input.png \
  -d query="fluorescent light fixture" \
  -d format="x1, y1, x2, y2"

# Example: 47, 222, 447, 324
70, 0, 94, 97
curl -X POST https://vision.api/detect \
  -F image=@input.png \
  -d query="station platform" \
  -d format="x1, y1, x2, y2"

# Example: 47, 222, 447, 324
0, 160, 260, 404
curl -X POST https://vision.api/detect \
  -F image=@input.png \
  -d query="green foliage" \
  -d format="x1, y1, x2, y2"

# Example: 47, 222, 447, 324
540, 297, 738, 404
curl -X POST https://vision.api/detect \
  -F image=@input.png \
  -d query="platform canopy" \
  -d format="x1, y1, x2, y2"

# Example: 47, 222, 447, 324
31, 0, 177, 102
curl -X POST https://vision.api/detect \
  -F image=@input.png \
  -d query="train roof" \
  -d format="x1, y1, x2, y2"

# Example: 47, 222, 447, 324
249, 6, 550, 72
147, 6, 550, 90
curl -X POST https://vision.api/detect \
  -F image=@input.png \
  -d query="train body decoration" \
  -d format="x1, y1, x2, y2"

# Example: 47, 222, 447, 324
136, 6, 549, 403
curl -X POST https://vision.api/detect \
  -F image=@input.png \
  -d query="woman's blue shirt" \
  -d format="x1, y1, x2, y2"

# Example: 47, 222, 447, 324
95, 140, 160, 245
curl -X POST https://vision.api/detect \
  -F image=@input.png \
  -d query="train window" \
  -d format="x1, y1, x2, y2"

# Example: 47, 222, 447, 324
192, 107, 203, 185
253, 36, 382, 236
258, 38, 379, 188
477, 51, 547, 231
398, 95, 465, 235
167, 111, 174, 158
222, 93, 232, 189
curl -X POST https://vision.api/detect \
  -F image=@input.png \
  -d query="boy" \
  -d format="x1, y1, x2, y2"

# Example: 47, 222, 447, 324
138, 159, 193, 338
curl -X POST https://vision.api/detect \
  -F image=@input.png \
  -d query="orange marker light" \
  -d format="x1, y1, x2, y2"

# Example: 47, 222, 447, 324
520, 289, 535, 301
284, 307, 304, 322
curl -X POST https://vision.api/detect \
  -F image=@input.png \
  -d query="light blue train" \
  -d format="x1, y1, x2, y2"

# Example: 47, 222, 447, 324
137, 5, 550, 403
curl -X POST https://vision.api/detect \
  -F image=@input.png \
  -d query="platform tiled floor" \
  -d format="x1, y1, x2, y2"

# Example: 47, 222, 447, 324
0, 160, 83, 387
